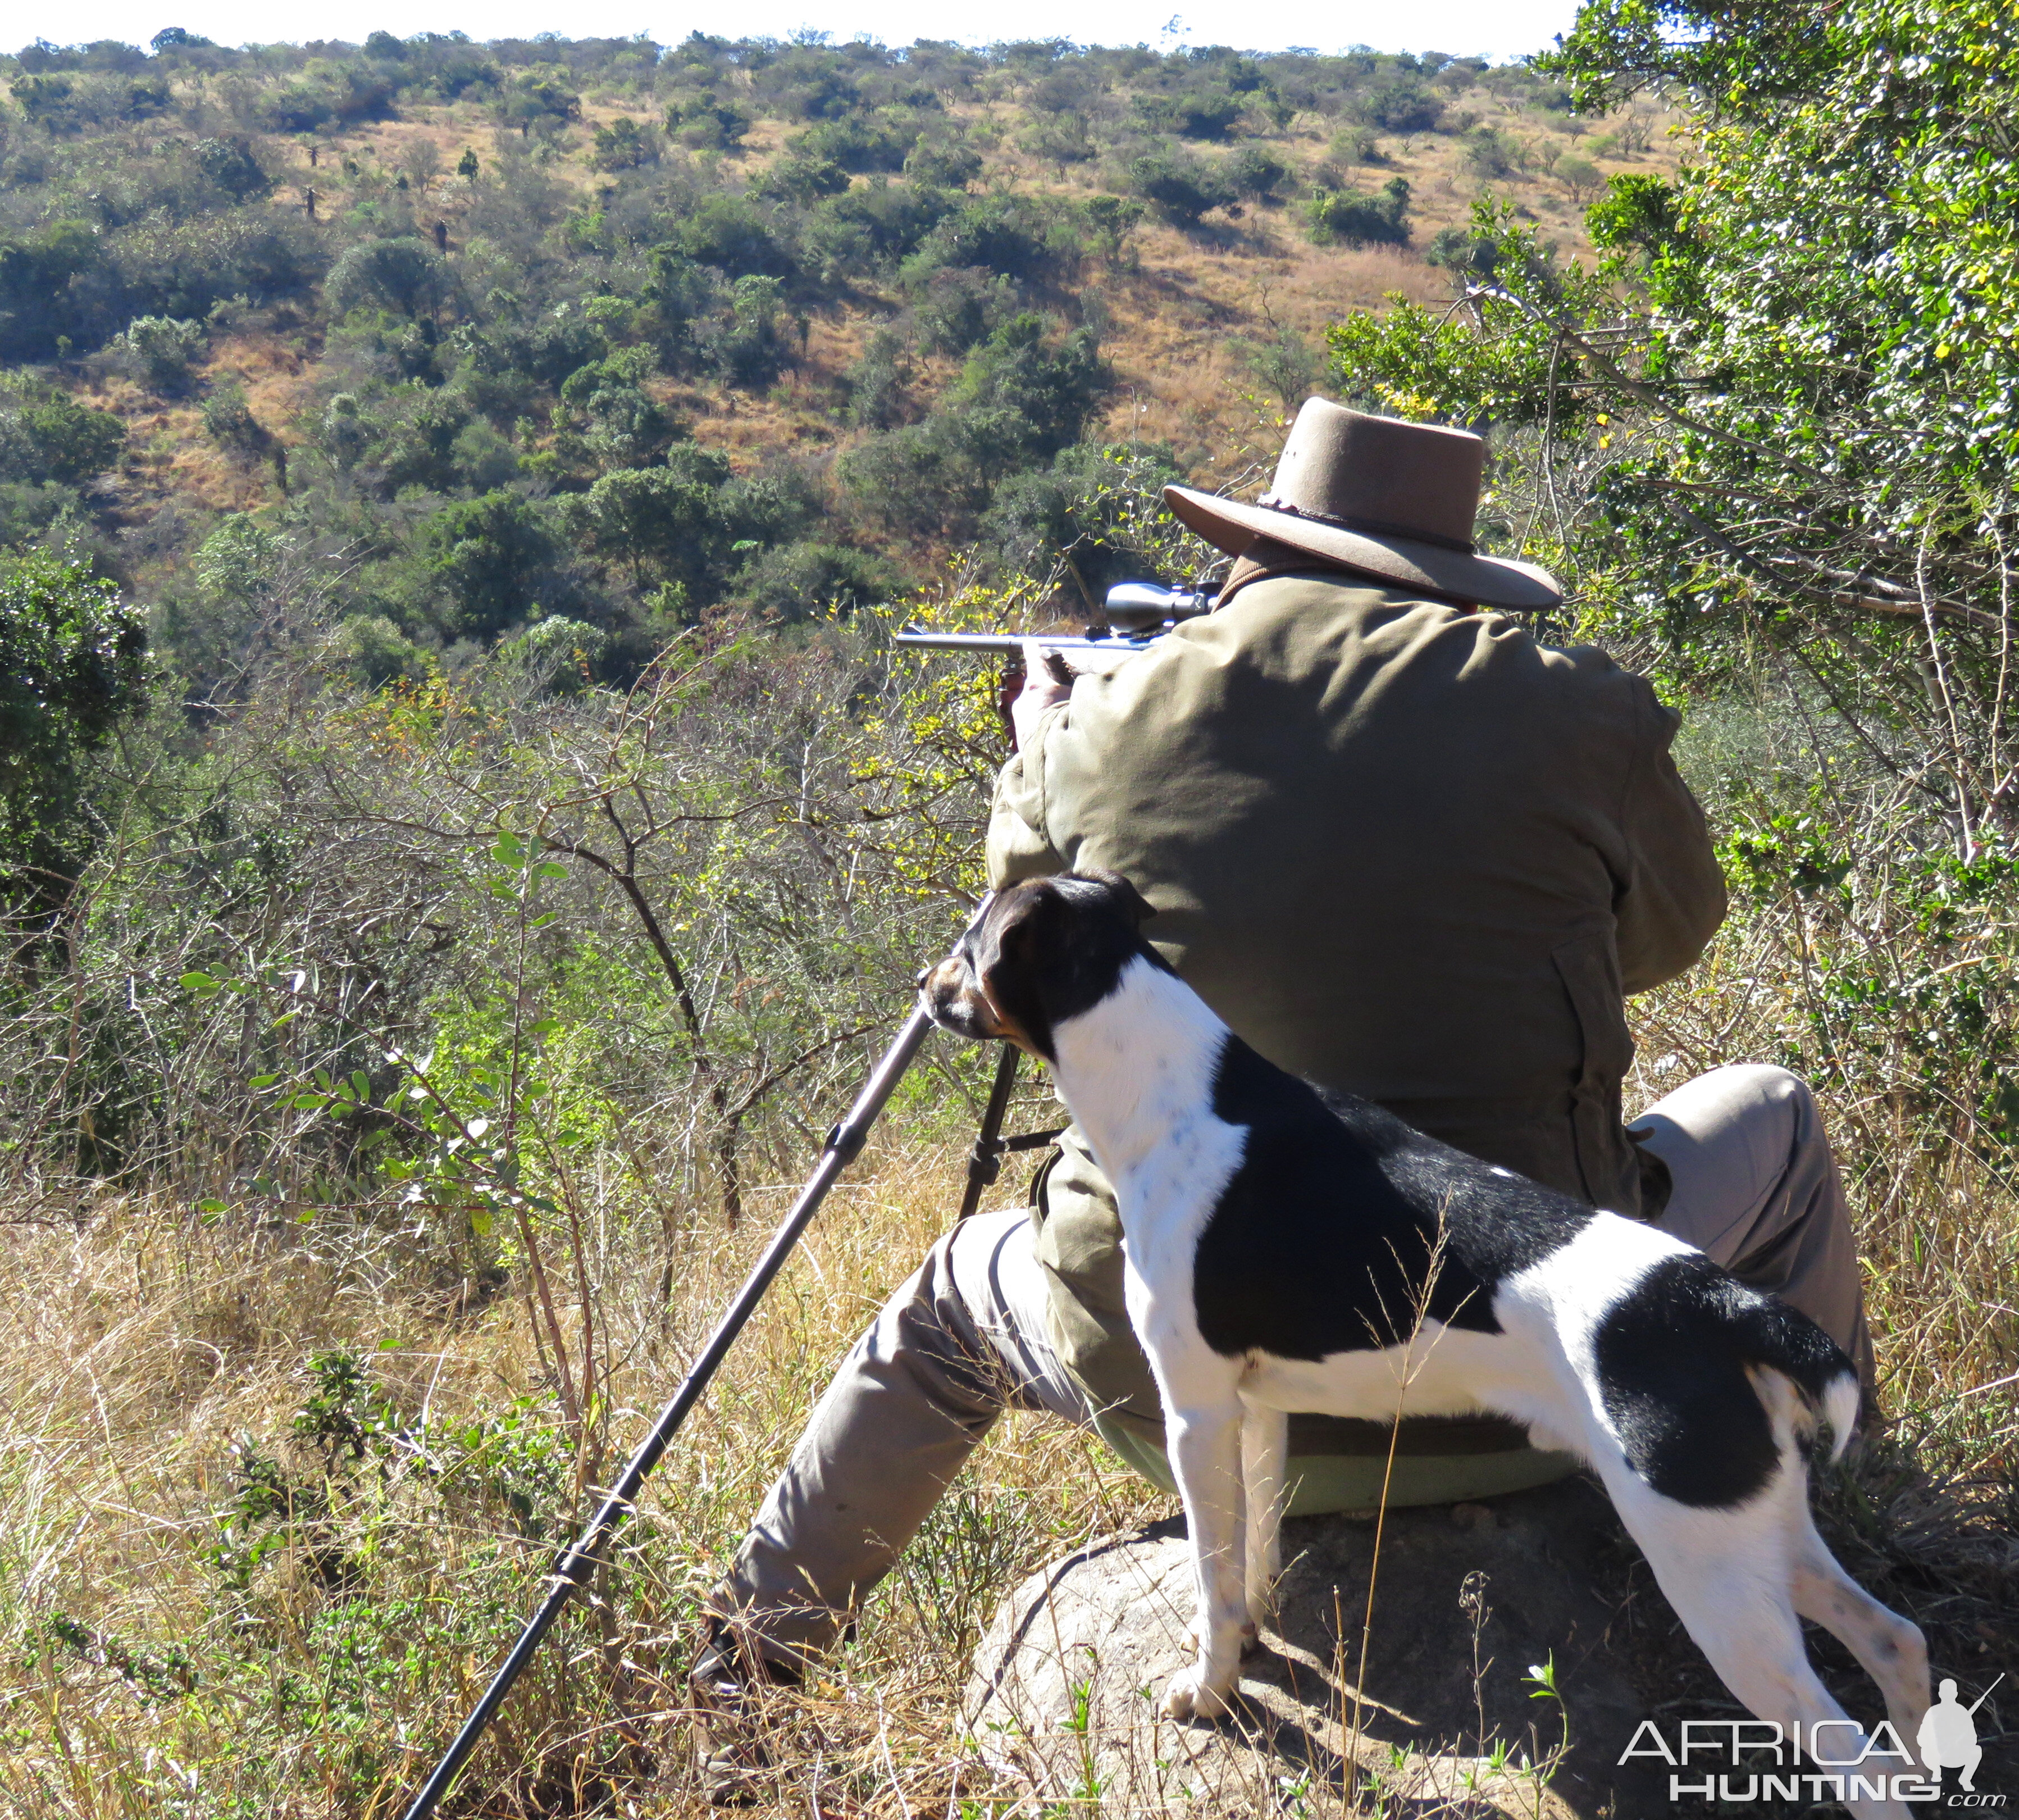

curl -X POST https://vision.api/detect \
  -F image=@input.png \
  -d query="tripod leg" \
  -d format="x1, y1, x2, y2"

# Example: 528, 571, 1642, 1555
957, 1044, 1020, 1224
398, 1007, 935, 1820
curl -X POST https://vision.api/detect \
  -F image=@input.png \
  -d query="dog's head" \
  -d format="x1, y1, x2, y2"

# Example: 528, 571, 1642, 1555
918, 870, 1158, 1061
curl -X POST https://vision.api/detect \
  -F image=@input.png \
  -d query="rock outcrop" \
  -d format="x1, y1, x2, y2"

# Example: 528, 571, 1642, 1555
967, 1477, 1672, 1818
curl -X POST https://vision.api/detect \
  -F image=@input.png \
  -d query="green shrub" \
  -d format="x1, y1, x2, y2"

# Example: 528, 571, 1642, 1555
1556, 156, 1603, 203
1461, 125, 1520, 180
672, 195, 798, 280
200, 381, 272, 454
726, 540, 899, 622
1330, 125, 1386, 165
1133, 88, 1246, 140
1080, 194, 1146, 263
500, 614, 607, 691
589, 116, 657, 171
845, 327, 912, 429
110, 211, 325, 324
1124, 147, 1232, 228
108, 315, 207, 393
0, 551, 148, 919
664, 90, 751, 149
806, 181, 956, 275
326, 237, 457, 321
1304, 176, 1412, 248
793, 113, 920, 174
0, 220, 104, 361
841, 312, 1112, 534
327, 614, 432, 689
558, 350, 676, 471
703, 275, 794, 390
1353, 79, 1442, 133
412, 491, 566, 639
1017, 114, 1099, 168
560, 451, 734, 593
375, 390, 472, 492
1224, 145, 1291, 202
1, 389, 126, 483
904, 135, 983, 190
499, 71, 580, 131
193, 136, 272, 201
759, 153, 851, 204
952, 311, 1110, 457
909, 265, 1018, 354
981, 440, 1186, 594
837, 417, 978, 533
1232, 328, 1323, 410
1425, 224, 1501, 282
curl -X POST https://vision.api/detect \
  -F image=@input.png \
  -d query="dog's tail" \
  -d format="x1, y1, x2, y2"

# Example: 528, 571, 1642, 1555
1738, 1294, 1861, 1463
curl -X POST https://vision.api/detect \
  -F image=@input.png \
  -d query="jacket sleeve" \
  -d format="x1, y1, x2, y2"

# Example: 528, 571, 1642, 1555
1615, 681, 1728, 994
985, 700, 1071, 888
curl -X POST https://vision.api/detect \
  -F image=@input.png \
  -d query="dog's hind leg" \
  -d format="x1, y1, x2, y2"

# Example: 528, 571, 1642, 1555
1603, 1473, 1913, 1820
1792, 1518, 1929, 1743
1239, 1398, 1288, 1636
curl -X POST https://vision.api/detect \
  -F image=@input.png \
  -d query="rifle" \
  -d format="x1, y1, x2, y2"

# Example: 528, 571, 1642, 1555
894, 581, 1216, 668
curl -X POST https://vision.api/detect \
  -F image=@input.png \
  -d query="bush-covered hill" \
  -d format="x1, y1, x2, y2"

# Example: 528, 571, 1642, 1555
1, 29, 1678, 686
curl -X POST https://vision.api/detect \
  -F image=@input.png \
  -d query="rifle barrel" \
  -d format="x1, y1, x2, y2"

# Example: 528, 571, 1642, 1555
893, 629, 1165, 667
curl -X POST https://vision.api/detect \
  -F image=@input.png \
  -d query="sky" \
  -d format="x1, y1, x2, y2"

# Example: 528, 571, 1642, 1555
25, 0, 1583, 62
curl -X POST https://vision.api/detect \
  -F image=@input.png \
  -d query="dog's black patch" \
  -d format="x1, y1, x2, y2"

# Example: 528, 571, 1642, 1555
1593, 1253, 1851, 1508
1193, 1039, 1593, 1360
961, 876, 1168, 1060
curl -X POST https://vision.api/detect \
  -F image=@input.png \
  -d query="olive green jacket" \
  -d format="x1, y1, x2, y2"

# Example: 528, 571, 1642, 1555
986, 574, 1728, 1462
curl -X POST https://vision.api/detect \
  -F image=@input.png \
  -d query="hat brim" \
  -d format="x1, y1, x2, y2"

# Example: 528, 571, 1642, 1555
1164, 484, 1562, 612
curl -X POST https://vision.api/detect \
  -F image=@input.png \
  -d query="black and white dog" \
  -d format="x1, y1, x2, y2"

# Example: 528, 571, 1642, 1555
921, 874, 1928, 1819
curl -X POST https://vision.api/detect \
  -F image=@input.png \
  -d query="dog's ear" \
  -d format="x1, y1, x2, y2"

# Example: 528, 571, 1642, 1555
1074, 866, 1156, 929
974, 881, 1064, 1058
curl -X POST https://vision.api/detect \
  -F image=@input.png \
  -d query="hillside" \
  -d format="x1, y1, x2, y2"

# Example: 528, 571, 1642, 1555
1, 31, 1683, 680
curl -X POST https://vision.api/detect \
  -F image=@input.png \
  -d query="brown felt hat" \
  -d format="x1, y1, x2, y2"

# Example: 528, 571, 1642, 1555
1164, 398, 1561, 611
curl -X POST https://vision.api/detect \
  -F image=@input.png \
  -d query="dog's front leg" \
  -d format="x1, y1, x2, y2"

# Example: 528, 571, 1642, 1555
1163, 1398, 1248, 1720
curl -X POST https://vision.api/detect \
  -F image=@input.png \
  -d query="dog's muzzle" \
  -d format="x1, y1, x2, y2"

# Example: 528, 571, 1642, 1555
918, 956, 1000, 1041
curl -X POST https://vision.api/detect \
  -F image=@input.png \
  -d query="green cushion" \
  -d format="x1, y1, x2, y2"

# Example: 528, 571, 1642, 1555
1093, 1412, 1579, 1512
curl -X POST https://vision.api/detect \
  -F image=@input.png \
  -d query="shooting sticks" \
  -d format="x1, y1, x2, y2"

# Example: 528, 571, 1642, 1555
398, 1003, 935, 1820
956, 1043, 1064, 1225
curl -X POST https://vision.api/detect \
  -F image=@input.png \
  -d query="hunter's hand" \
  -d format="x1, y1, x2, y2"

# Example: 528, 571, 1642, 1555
1011, 643, 1074, 751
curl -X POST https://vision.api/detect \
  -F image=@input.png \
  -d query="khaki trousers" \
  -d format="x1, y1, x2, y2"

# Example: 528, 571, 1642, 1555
712, 1064, 1872, 1664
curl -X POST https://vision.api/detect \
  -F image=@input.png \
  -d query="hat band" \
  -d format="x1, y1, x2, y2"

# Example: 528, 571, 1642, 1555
1254, 494, 1476, 556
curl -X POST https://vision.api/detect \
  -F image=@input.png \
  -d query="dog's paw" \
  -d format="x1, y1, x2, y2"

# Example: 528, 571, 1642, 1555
1162, 1668, 1234, 1722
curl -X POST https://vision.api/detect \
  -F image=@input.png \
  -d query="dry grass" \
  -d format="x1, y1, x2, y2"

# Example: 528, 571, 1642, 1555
4, 899, 2014, 1820
0, 1128, 1166, 1819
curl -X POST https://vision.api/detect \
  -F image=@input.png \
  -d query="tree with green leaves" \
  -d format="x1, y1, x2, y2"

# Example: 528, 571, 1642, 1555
560, 453, 733, 593
0, 553, 148, 922
1330, 0, 2019, 860
325, 236, 457, 323
413, 492, 566, 640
